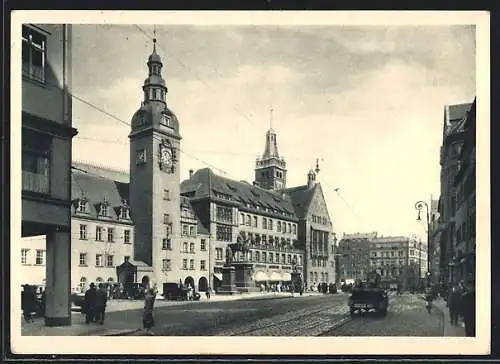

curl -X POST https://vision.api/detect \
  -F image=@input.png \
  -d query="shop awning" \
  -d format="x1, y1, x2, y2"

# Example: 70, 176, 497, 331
282, 272, 292, 281
254, 271, 269, 281
214, 273, 223, 281
269, 271, 282, 281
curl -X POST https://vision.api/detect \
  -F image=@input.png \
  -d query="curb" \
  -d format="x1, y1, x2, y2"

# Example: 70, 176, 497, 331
103, 328, 142, 336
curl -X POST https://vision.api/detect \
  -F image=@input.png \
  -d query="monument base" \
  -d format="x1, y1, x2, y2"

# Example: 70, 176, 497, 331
234, 262, 259, 293
217, 265, 238, 295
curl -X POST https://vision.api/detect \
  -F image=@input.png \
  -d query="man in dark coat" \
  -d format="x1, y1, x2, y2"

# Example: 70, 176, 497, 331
95, 283, 108, 325
83, 283, 97, 324
21, 285, 36, 323
447, 285, 461, 325
461, 288, 475, 337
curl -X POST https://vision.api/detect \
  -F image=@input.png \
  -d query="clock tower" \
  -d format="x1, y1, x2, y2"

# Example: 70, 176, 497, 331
129, 37, 181, 286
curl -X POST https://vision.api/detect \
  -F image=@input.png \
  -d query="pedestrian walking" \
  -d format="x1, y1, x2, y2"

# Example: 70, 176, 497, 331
83, 283, 97, 324
205, 287, 211, 299
21, 285, 36, 323
461, 287, 475, 337
447, 285, 461, 325
95, 283, 108, 325
143, 287, 157, 335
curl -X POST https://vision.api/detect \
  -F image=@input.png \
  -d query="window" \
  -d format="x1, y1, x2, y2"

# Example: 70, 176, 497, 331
162, 238, 171, 250
183, 259, 188, 270
409, 249, 415, 256
246, 214, 251, 226
183, 242, 188, 252
79, 224, 87, 240
216, 206, 233, 223
216, 248, 223, 260
216, 224, 232, 242
240, 213, 244, 225
120, 206, 130, 219
107, 228, 114, 242
164, 214, 171, 225
124, 229, 131, 243
99, 203, 108, 217
200, 260, 207, 270
189, 226, 195, 236
200, 239, 206, 251
293, 224, 297, 234
124, 256, 130, 263
22, 25, 46, 83
262, 252, 267, 262
96, 226, 103, 241
79, 277, 87, 291
255, 251, 260, 262
253, 216, 258, 227
106, 255, 114, 267
269, 219, 274, 230
182, 225, 188, 235
263, 218, 267, 229
269, 253, 274, 263
299, 255, 303, 266
277, 222, 282, 232
164, 189, 171, 200
35, 250, 44, 265
96, 254, 103, 267
190, 259, 195, 270
288, 254, 292, 264
190, 242, 195, 253
21, 249, 29, 265
22, 129, 50, 194
282, 254, 286, 264
78, 200, 87, 213
288, 223, 291, 233
162, 259, 171, 271
79, 253, 87, 266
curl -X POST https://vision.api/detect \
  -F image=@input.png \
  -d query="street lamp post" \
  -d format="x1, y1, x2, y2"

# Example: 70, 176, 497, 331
415, 201, 431, 287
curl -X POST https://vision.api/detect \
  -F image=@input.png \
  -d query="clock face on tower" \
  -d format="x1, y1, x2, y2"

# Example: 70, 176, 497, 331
159, 140, 175, 172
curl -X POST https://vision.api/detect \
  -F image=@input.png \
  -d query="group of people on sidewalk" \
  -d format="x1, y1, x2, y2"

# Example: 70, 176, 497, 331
446, 281, 476, 337
424, 280, 475, 337
82, 283, 108, 325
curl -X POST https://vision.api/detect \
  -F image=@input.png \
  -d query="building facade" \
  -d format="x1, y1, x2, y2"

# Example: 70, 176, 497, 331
181, 168, 303, 291
452, 98, 476, 288
369, 236, 410, 289
438, 102, 474, 286
428, 198, 442, 284
21, 24, 78, 326
336, 233, 374, 283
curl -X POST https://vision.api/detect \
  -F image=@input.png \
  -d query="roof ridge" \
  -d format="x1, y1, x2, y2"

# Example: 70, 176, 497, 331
73, 160, 129, 175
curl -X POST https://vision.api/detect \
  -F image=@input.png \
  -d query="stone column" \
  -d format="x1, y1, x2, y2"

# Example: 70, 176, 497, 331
44, 231, 71, 326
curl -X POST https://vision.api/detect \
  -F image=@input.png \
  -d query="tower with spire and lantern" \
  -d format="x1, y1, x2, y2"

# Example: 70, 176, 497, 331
128, 31, 182, 287
254, 107, 287, 191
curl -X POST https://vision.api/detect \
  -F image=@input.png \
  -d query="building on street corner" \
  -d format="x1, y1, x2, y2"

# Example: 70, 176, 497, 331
21, 24, 78, 326
437, 101, 474, 287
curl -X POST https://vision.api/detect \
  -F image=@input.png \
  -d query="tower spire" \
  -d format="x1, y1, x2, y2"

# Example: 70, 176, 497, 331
152, 25, 157, 52
270, 106, 274, 130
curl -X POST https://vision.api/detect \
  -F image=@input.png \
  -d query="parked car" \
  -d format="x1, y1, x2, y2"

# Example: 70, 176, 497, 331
163, 282, 189, 300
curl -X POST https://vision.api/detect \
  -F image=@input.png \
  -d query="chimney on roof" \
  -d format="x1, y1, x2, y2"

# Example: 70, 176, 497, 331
189, 169, 193, 179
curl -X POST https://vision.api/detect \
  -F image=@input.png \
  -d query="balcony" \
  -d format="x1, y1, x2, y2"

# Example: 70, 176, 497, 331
22, 170, 49, 194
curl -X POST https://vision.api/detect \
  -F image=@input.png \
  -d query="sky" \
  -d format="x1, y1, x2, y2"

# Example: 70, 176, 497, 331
69, 22, 476, 239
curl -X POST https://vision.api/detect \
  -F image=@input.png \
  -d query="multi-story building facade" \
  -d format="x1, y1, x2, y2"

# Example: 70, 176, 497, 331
438, 102, 474, 286
70, 163, 134, 291
452, 98, 476, 288
180, 167, 303, 291
428, 198, 442, 284
336, 233, 374, 283
21, 24, 78, 326
369, 236, 410, 289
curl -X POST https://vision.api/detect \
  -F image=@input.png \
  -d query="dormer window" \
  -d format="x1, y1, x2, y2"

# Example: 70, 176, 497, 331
119, 199, 130, 220
99, 200, 109, 217
77, 198, 87, 213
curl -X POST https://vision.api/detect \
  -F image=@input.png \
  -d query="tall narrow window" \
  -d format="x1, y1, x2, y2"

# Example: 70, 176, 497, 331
21, 249, 29, 265
22, 25, 46, 83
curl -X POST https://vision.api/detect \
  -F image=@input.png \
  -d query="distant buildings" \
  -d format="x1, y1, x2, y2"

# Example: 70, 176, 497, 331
21, 24, 78, 326
337, 233, 427, 290
437, 100, 475, 287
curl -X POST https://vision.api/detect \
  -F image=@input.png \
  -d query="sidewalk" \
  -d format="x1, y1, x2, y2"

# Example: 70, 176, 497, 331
431, 297, 465, 337
22, 290, 315, 336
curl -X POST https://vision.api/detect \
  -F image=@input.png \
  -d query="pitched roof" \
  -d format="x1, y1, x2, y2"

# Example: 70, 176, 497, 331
181, 168, 297, 221
71, 165, 129, 219
284, 184, 315, 219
